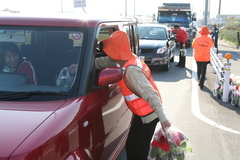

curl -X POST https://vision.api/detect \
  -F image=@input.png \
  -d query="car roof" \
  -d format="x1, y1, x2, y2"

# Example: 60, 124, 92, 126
0, 14, 137, 28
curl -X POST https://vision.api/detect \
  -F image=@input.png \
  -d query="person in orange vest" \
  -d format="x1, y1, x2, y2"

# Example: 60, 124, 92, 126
173, 25, 188, 68
192, 26, 214, 89
95, 31, 171, 160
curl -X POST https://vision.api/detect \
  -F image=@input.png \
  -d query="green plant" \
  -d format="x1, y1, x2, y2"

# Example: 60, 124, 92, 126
219, 30, 239, 46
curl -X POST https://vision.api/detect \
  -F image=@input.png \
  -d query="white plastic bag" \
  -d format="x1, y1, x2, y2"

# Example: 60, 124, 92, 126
180, 49, 187, 57
149, 125, 192, 160
56, 67, 74, 91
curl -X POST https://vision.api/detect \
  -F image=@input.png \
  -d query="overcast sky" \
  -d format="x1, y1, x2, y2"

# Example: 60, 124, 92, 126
0, 0, 238, 19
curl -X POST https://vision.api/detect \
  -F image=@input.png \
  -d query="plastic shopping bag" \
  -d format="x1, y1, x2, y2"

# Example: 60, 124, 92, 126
180, 49, 187, 57
56, 67, 75, 91
149, 126, 192, 160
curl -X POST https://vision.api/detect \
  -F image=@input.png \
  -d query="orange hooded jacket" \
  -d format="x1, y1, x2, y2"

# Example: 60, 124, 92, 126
102, 31, 135, 60
117, 57, 161, 116
102, 31, 161, 116
192, 26, 214, 62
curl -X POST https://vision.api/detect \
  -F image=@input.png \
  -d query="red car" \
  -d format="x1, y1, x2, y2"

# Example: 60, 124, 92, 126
0, 15, 139, 160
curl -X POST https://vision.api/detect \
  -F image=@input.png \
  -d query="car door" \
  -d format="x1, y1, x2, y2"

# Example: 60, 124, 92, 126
94, 26, 133, 160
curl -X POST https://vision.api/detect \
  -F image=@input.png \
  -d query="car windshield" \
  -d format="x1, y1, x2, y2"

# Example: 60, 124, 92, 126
158, 15, 190, 22
138, 26, 167, 40
0, 27, 84, 99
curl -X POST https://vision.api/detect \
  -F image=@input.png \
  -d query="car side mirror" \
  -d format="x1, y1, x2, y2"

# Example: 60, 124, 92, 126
97, 67, 122, 86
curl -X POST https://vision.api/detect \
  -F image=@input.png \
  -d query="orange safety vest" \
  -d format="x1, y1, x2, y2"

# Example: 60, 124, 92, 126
192, 35, 213, 62
117, 57, 162, 116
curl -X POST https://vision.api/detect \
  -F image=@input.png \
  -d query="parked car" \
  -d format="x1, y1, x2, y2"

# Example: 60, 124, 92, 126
137, 24, 176, 71
0, 14, 139, 160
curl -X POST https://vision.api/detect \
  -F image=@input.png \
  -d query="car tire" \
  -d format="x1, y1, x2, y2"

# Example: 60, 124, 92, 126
162, 58, 170, 71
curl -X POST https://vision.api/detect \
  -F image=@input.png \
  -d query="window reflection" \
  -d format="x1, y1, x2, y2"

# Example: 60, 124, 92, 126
0, 28, 83, 93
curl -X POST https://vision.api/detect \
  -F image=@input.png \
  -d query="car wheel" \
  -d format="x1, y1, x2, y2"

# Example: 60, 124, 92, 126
162, 59, 170, 71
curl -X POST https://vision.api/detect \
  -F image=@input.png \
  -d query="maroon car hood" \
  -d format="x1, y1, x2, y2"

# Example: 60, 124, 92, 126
0, 101, 65, 157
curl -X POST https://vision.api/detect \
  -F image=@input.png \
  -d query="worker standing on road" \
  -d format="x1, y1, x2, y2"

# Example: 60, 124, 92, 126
95, 31, 171, 160
192, 26, 214, 89
210, 23, 219, 53
173, 24, 188, 68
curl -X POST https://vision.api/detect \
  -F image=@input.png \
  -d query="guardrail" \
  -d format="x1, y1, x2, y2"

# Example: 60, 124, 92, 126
210, 48, 232, 102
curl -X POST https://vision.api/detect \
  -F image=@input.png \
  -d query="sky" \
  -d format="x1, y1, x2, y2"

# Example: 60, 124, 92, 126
0, 0, 238, 19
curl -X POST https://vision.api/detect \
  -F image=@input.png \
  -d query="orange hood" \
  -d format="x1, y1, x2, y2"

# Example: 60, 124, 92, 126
198, 26, 210, 35
102, 31, 135, 60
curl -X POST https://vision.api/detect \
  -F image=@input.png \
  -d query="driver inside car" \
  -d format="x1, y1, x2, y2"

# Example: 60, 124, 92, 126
0, 42, 38, 84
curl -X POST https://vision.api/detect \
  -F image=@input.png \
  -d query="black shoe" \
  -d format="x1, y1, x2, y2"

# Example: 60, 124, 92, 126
175, 64, 180, 66
200, 84, 203, 89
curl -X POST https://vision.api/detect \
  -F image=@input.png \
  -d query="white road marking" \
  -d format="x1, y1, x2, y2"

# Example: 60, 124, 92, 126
191, 59, 240, 134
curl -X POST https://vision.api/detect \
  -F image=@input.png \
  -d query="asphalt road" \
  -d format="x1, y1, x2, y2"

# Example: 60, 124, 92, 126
117, 39, 240, 160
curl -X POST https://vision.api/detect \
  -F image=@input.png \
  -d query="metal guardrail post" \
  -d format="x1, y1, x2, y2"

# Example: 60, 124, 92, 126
216, 53, 223, 84
210, 48, 223, 84
211, 48, 232, 102
211, 48, 217, 73
222, 54, 232, 102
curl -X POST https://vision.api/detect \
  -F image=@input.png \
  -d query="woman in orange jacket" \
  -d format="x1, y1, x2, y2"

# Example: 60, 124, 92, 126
192, 26, 214, 89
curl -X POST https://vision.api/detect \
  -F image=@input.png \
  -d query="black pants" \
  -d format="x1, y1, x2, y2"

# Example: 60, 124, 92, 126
214, 39, 218, 53
126, 115, 159, 160
177, 42, 187, 67
196, 61, 208, 87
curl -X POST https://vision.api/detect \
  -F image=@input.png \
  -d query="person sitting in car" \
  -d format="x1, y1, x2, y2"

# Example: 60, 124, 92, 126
0, 42, 38, 84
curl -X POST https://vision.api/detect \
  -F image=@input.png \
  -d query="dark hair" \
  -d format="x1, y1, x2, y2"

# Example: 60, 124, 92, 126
0, 42, 21, 70
174, 25, 180, 29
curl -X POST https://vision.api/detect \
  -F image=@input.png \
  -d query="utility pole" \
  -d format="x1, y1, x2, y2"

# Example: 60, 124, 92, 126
217, 0, 221, 25
218, 0, 221, 15
134, 0, 135, 18
204, 0, 209, 25
61, 0, 63, 13
125, 0, 127, 17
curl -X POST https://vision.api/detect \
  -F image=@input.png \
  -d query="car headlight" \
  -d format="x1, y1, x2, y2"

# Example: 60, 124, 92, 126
156, 47, 167, 54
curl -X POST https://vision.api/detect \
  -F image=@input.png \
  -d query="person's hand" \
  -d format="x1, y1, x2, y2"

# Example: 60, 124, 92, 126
68, 64, 77, 74
160, 120, 171, 132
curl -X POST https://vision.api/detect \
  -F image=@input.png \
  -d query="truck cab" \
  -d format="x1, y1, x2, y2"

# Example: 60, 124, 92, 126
157, 3, 197, 47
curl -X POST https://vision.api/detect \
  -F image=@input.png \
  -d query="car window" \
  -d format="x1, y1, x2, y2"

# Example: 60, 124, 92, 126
0, 27, 84, 94
123, 25, 139, 55
138, 26, 167, 40
96, 27, 116, 58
